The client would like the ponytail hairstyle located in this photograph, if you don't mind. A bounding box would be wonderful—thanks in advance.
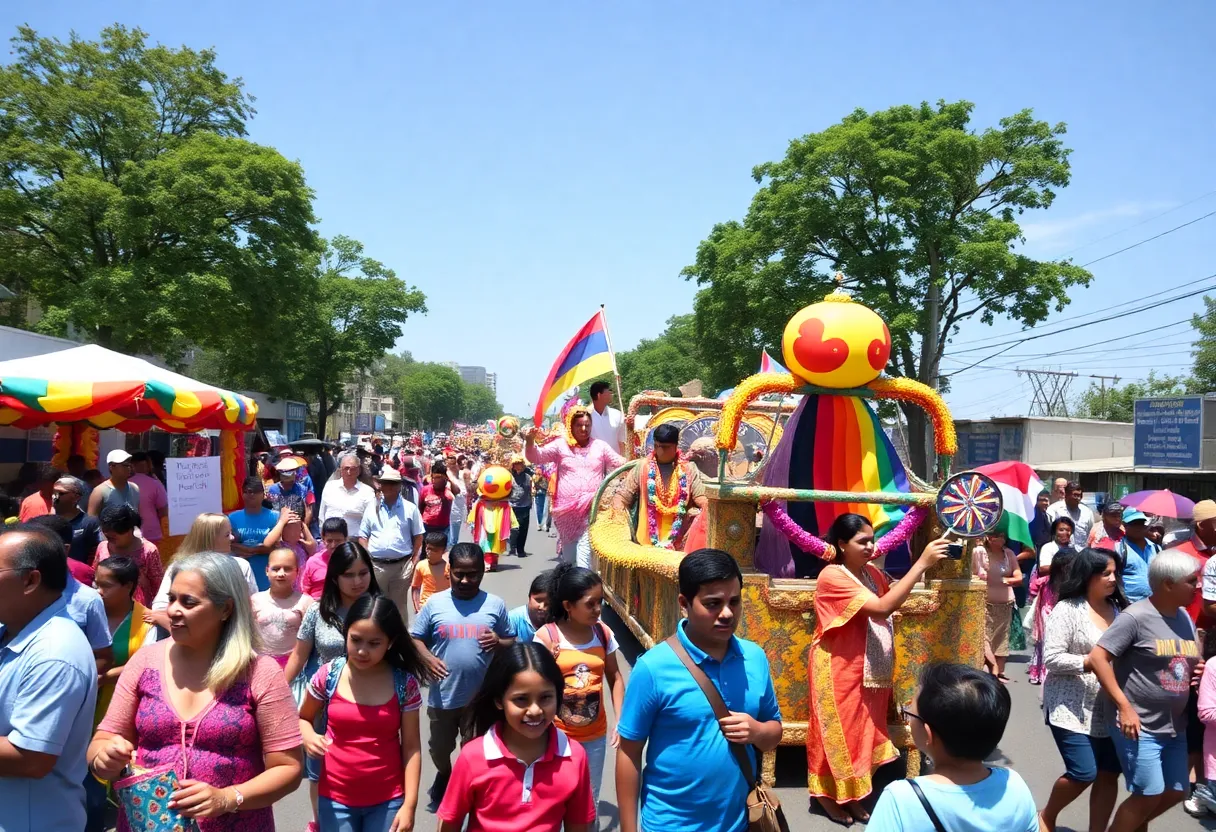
[545,562,602,623]
[320,541,381,629]
[463,642,565,738]
[343,594,434,682]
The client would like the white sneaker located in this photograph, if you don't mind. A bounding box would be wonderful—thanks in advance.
[1184,796,1208,817]
[1195,783,1216,814]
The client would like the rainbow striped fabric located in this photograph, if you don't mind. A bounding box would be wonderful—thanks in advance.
[533,311,615,425]
[759,349,791,375]
[792,394,910,536]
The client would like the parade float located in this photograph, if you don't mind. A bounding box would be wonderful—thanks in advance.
[588,285,998,784]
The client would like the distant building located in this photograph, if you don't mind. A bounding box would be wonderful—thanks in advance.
[445,363,496,394]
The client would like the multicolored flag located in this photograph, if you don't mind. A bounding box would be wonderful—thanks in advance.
[973,461,1045,550]
[533,311,616,426]
[760,349,791,375]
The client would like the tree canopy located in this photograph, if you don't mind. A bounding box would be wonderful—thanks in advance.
[1191,296,1216,395]
[683,100,1092,474]
[399,363,465,430]
[0,24,320,360]
[1073,373,1189,422]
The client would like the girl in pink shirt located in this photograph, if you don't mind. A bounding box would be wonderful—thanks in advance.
[1197,636,1216,805]
[298,595,430,832]
[437,643,596,832]
[300,518,349,600]
[251,548,313,669]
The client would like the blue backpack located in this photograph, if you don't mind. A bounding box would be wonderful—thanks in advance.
[315,657,413,735]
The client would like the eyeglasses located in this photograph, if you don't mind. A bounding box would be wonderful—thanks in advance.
[899,707,925,724]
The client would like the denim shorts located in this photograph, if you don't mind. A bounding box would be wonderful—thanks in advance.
[1109,729,1188,796]
[305,752,321,782]
[1049,724,1121,783]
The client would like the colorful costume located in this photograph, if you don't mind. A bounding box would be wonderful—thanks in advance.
[525,405,625,558]
[807,563,898,802]
[616,456,705,549]
[468,465,517,570]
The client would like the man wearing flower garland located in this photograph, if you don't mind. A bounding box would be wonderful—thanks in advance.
[613,423,708,550]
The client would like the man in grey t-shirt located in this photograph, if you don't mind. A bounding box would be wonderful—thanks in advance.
[409,544,514,812]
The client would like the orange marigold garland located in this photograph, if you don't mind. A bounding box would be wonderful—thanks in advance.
[867,377,957,456]
[716,373,798,449]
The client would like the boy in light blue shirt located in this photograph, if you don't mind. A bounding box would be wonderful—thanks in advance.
[507,569,551,643]
[868,663,1039,832]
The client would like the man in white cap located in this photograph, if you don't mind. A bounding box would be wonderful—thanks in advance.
[358,466,424,616]
[266,455,314,529]
[86,449,141,520]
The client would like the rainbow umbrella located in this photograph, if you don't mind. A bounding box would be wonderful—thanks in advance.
[1119,489,1195,520]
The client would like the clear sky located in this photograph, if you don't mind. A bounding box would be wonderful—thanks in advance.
[7,1,1215,420]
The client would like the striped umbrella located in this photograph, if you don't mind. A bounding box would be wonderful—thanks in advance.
[1119,489,1195,519]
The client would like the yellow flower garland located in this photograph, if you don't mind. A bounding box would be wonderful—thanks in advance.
[867,377,958,456]
[715,373,798,449]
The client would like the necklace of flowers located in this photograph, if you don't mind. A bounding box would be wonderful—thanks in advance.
[646,457,688,548]
[760,501,929,561]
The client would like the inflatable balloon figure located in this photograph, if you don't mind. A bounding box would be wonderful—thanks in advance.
[469,464,517,571]
[586,279,997,786]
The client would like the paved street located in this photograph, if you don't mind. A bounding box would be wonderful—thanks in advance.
[274,530,1200,831]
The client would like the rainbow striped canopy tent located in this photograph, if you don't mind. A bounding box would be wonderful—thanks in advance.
[0,345,258,511]
[0,345,257,432]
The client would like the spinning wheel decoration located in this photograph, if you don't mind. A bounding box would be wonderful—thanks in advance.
[935,471,1003,538]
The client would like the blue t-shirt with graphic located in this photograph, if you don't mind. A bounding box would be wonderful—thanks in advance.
[409,589,513,709]
[228,508,280,591]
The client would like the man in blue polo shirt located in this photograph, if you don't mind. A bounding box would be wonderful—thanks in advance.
[0,525,99,832]
[616,548,783,832]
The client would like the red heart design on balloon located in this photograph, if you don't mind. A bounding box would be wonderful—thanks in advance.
[868,322,891,370]
[792,317,849,375]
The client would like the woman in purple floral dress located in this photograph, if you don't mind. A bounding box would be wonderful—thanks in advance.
[89,553,303,831]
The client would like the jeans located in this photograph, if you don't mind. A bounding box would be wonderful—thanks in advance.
[449,512,464,548]
[84,772,108,832]
[318,795,404,832]
[510,506,531,553]
[1110,729,1188,796]
[582,734,608,808]
[535,492,549,527]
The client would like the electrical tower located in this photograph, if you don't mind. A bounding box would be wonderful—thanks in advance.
[1016,368,1121,417]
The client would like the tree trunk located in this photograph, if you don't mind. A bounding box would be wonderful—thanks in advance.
[902,404,930,480]
[316,390,330,440]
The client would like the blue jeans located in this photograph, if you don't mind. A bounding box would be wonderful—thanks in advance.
[583,734,608,808]
[318,795,404,832]
[535,492,549,527]
[448,514,463,548]
[84,772,108,832]
[1109,729,1188,796]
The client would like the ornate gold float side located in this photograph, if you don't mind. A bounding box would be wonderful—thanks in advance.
[589,284,988,787]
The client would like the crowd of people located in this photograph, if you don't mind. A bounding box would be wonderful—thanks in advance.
[3,423,1216,832]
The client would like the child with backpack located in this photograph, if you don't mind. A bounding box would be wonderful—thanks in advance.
[437,643,596,832]
[533,563,625,807]
[299,594,431,832]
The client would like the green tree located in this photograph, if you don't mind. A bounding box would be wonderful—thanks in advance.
[683,101,1092,475]
[460,381,502,424]
[1074,373,1189,422]
[400,363,465,430]
[1190,296,1216,394]
[0,25,320,359]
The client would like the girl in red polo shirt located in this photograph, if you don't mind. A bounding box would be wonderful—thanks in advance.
[437,643,596,832]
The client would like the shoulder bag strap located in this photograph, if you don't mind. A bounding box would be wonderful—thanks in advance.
[664,634,758,788]
[545,623,562,660]
[907,780,948,832]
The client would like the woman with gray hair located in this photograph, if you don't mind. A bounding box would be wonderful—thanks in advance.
[1088,549,1201,832]
[88,553,303,829]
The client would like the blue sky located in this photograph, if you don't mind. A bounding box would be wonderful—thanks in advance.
[7,1,1215,420]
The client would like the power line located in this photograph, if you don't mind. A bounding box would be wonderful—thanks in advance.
[1078,210,1216,267]
[1055,189,1216,258]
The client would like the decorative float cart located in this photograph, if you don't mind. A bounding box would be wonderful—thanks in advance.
[623,391,795,468]
[588,287,998,785]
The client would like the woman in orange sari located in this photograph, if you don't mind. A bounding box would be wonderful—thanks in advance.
[807,513,949,825]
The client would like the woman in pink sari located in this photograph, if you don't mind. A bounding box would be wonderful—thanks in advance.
[1028,516,1078,684]
[525,405,624,565]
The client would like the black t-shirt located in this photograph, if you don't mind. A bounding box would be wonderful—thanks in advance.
[67,511,102,564]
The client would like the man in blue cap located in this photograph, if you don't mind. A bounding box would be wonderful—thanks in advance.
[1118,507,1159,603]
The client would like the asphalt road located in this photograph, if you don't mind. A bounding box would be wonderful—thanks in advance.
[273,527,1201,832]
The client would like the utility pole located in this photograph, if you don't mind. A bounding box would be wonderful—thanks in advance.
[1016,369,1121,418]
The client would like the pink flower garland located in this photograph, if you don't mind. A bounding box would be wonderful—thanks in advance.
[761,502,929,560]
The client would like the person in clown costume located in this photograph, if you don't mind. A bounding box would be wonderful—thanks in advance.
[612,423,708,550]
[524,403,625,565]
[467,465,517,571]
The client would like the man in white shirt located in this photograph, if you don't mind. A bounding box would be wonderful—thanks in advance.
[588,380,627,456]
[1046,480,1095,549]
[318,450,377,531]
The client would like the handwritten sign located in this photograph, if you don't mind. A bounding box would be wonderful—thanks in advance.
[167,457,223,535]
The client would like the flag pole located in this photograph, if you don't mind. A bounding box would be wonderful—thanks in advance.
[599,304,626,409]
